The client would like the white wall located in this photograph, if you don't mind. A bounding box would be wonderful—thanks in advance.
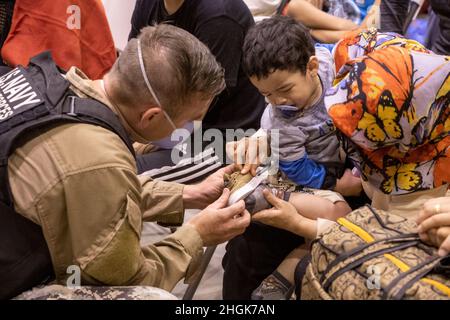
[101,0,136,50]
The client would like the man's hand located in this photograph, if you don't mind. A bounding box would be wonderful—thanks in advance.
[183,164,236,209]
[417,197,450,257]
[225,133,269,176]
[187,188,251,246]
[252,190,317,239]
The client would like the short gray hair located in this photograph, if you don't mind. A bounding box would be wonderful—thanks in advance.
[108,24,225,116]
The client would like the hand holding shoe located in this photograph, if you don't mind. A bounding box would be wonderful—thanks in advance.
[187,188,251,246]
[183,164,236,209]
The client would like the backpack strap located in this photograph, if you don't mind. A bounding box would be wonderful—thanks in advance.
[294,253,311,300]
[60,95,135,157]
[0,93,135,207]
[0,52,135,207]
[385,256,449,300]
[28,51,135,156]
[27,51,70,106]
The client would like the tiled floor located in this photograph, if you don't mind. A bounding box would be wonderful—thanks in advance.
[140,209,226,300]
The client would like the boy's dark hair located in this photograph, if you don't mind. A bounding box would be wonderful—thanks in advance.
[242,15,315,79]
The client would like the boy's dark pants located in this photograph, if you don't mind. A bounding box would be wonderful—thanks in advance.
[222,222,305,300]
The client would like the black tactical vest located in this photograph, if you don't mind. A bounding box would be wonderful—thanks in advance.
[0,52,134,299]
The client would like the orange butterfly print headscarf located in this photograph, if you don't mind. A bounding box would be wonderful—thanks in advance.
[326,29,450,195]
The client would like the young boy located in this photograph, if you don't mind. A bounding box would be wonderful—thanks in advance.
[237,15,361,204]
[225,15,360,299]
[240,25,450,299]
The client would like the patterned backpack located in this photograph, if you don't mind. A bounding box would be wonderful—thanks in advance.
[296,206,450,300]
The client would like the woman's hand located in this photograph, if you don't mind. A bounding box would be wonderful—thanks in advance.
[417,197,450,257]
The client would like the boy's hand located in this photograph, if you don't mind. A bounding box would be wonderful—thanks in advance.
[252,189,317,239]
[225,133,269,176]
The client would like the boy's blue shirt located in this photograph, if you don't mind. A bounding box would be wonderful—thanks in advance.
[279,155,326,189]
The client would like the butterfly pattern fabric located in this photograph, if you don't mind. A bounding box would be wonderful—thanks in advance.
[326,29,450,195]
[357,90,403,143]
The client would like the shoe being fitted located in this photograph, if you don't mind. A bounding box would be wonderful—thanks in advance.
[224,170,295,214]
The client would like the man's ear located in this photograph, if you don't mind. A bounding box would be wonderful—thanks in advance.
[307,56,319,76]
[138,107,161,130]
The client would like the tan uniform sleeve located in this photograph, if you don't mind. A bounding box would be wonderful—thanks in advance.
[10,122,202,291]
[139,175,186,226]
[62,168,203,291]
[138,224,204,289]
[39,164,202,291]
